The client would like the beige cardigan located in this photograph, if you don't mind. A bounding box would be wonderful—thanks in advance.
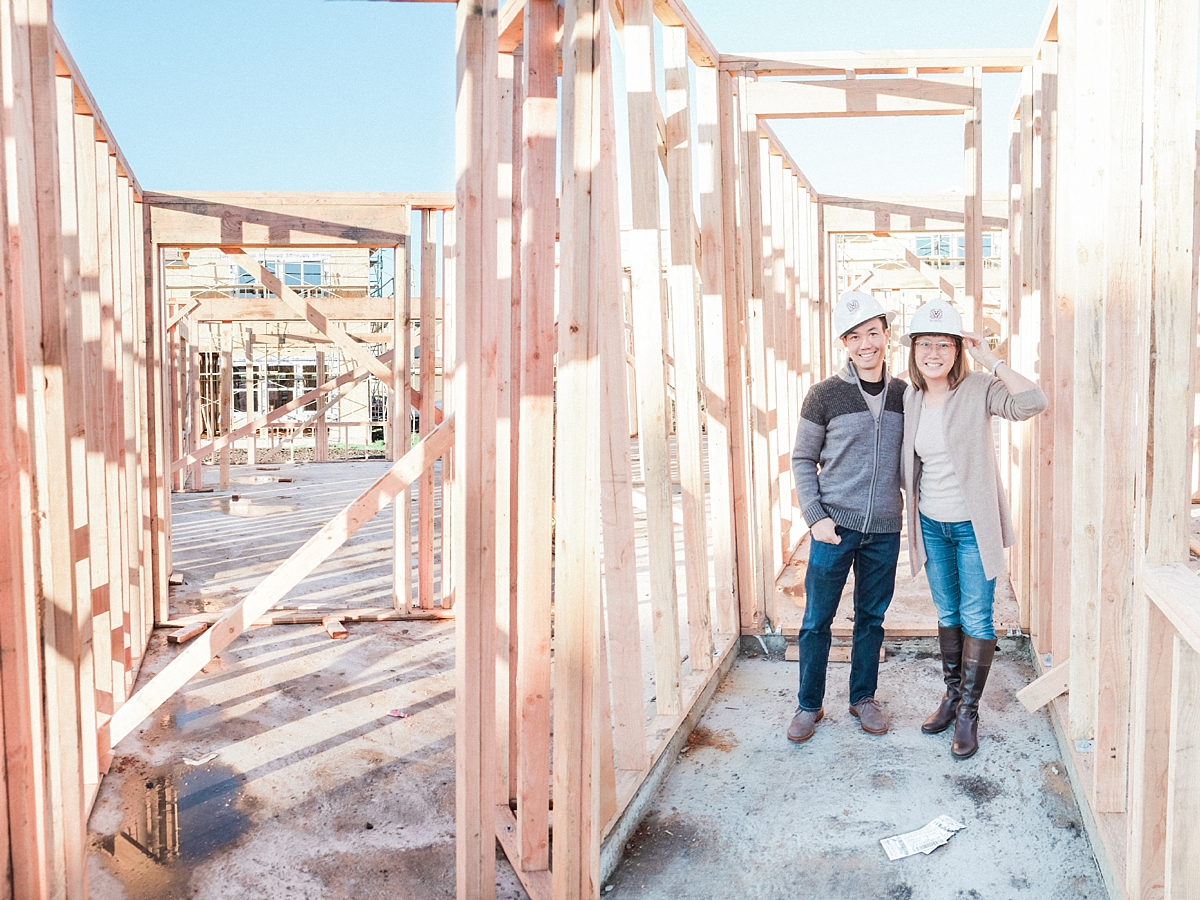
[902,372,1048,581]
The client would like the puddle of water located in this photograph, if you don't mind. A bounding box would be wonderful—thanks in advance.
[233,475,279,485]
[95,761,252,898]
[167,704,221,733]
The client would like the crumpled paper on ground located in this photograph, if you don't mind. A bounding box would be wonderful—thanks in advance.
[880,815,966,861]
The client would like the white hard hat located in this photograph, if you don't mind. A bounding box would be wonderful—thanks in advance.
[833,291,896,339]
[901,298,964,346]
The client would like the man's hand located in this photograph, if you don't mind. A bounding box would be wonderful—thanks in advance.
[811,517,841,545]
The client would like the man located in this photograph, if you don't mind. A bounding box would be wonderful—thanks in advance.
[788,291,905,742]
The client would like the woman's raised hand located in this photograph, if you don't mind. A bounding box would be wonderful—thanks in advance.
[962,331,996,368]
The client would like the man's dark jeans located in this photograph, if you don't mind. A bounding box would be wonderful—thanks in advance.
[797,526,900,710]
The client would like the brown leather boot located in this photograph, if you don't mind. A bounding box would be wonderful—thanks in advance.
[952,636,995,759]
[922,626,964,734]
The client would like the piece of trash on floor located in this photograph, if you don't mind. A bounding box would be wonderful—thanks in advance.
[387,709,409,718]
[183,751,219,766]
[880,815,966,861]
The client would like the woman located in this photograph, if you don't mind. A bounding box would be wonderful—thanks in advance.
[901,299,1047,759]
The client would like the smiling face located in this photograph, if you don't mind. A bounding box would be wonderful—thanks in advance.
[912,333,960,386]
[840,316,889,381]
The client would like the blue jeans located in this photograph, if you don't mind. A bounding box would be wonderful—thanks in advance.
[920,513,996,640]
[797,527,900,710]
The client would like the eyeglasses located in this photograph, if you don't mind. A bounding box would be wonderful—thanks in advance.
[914,339,955,353]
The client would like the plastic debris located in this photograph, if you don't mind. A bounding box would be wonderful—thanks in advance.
[387,709,409,718]
[183,752,218,766]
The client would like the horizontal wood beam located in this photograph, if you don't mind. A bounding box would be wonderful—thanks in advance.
[160,606,455,628]
[150,190,454,208]
[211,331,393,347]
[110,416,455,746]
[719,49,1032,76]
[147,191,451,246]
[820,192,1008,233]
[746,76,973,119]
[1143,563,1200,654]
[183,296,401,321]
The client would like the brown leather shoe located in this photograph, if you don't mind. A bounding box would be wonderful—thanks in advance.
[849,697,889,734]
[787,707,824,743]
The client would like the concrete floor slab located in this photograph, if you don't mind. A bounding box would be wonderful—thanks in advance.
[89,459,1107,899]
[87,619,527,900]
[605,640,1109,900]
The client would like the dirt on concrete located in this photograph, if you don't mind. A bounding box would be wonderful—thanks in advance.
[605,640,1109,900]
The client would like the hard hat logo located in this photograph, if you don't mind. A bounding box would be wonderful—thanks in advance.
[901,298,965,346]
[833,290,896,339]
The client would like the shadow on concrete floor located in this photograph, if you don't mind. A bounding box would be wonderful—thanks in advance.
[87,621,527,900]
[606,639,1108,900]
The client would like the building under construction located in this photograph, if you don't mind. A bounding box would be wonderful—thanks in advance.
[0,0,1197,898]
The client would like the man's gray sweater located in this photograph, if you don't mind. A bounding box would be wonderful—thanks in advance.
[792,362,906,534]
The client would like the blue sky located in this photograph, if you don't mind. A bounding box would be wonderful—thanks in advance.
[55,0,1052,200]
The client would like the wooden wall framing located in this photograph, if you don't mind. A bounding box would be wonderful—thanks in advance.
[442,0,822,893]
[466,1,1200,897]
[147,191,457,617]
[459,1,897,896]
[1002,3,1200,899]
[0,16,165,898]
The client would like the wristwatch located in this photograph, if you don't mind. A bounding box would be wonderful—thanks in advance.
[989,358,1003,375]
